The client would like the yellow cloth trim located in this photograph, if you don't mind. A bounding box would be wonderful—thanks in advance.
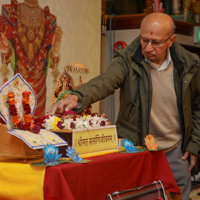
[63,146,143,160]
[0,161,46,200]
[80,148,122,158]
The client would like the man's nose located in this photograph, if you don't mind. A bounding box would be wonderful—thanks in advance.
[145,41,154,51]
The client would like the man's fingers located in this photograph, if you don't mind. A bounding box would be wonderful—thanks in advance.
[182,151,189,160]
[182,151,198,172]
[56,102,65,113]
[47,101,64,115]
[65,101,78,112]
[47,105,58,115]
[47,95,79,115]
[189,154,198,172]
[189,162,195,172]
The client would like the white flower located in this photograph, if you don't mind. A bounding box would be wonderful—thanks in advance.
[83,120,90,128]
[43,114,109,131]
[75,118,84,129]
[63,118,73,129]
[42,116,55,130]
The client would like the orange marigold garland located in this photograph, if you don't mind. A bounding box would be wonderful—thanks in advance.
[7,91,41,133]
[8,92,21,127]
[22,91,33,124]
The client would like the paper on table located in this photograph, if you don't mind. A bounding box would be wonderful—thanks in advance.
[8,129,68,149]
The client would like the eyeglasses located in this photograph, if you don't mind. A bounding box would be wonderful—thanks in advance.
[140,35,173,48]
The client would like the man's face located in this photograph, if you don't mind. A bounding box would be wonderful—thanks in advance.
[140,23,175,65]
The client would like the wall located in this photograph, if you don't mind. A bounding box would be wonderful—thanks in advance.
[0,0,101,113]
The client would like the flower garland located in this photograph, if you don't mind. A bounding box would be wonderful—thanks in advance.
[7,91,40,133]
[43,114,109,131]
[22,91,33,124]
[8,92,21,127]
[11,0,51,71]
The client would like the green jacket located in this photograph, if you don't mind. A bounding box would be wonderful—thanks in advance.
[71,38,200,156]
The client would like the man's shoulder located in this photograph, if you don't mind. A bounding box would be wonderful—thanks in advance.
[172,41,199,61]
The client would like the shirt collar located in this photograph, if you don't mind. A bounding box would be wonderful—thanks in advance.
[145,48,172,72]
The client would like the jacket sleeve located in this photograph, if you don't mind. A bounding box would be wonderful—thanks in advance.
[70,55,127,112]
[186,64,200,156]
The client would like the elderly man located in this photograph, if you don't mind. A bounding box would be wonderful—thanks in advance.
[48,12,200,200]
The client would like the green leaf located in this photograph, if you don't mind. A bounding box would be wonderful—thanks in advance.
[66,159,91,164]
[120,147,162,153]
[31,159,68,166]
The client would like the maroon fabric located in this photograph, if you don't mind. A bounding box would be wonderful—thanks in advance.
[44,150,180,200]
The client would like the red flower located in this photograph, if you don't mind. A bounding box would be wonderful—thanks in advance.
[23,106,31,114]
[33,115,49,128]
[9,111,17,116]
[57,121,64,129]
[70,122,75,129]
[18,122,24,130]
[100,121,106,126]
[88,119,93,126]
[22,91,31,96]
[31,124,41,134]
[23,122,31,130]
[73,116,77,121]
[8,92,15,97]
[8,100,17,106]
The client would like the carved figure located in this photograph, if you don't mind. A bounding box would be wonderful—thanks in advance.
[0,0,62,118]
[183,0,200,23]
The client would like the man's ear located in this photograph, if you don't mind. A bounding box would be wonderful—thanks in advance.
[168,35,176,47]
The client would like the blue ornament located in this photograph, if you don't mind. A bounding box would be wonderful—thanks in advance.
[123,139,137,153]
[43,144,62,165]
[66,146,83,162]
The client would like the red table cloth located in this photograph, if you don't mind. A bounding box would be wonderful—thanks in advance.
[44,150,179,200]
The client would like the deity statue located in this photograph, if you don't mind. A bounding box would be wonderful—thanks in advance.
[0,0,62,118]
[183,0,200,23]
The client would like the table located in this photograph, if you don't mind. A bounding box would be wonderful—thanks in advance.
[43,150,180,200]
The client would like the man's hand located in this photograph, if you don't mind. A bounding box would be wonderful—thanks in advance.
[182,151,198,172]
[47,95,79,115]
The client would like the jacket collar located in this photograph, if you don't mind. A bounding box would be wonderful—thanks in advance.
[169,46,184,70]
[131,42,184,70]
